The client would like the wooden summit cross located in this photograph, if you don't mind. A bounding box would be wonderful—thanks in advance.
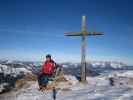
[65,16,103,83]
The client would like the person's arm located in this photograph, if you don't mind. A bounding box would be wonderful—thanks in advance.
[51,60,57,69]
[40,63,45,75]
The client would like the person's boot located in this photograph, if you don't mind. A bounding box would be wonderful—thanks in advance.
[42,84,47,90]
[38,85,43,91]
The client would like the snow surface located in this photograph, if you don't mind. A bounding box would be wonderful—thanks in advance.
[0,83,8,93]
[1,73,133,100]
[116,71,133,78]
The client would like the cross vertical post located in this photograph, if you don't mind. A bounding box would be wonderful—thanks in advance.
[81,16,87,82]
[81,35,87,82]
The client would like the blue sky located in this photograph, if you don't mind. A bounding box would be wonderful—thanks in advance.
[0,0,133,65]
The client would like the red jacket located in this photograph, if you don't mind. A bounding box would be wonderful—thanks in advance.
[42,60,56,75]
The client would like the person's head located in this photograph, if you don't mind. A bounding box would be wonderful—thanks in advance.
[46,54,51,61]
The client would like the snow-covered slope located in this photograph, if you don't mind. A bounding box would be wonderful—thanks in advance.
[0,60,133,100]
[1,73,133,100]
[0,63,31,93]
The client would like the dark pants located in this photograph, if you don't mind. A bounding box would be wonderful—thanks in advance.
[38,74,52,87]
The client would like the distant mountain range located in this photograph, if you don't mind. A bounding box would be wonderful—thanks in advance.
[61,61,133,70]
[0,60,133,71]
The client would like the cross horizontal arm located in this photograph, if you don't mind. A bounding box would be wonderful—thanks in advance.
[65,32,82,36]
[65,32,103,36]
[89,32,104,36]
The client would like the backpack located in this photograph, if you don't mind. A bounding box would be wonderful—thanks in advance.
[42,61,55,75]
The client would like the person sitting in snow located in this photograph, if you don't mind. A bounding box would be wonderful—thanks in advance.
[38,54,56,90]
